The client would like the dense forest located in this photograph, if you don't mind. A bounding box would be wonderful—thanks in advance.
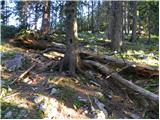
[1,0,159,119]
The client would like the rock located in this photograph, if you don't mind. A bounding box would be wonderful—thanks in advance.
[143,55,148,59]
[96,111,106,119]
[149,53,154,57]
[38,102,46,112]
[0,52,4,58]
[130,114,141,119]
[78,96,88,102]
[0,79,5,86]
[47,107,58,119]
[93,97,108,118]
[137,54,144,59]
[4,111,12,118]
[107,90,113,100]
[17,110,28,118]
[2,54,25,71]
[33,96,44,104]
[50,88,58,95]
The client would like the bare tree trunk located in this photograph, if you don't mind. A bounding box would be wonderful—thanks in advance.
[59,1,80,76]
[106,1,112,40]
[95,1,100,33]
[91,0,94,33]
[127,2,130,34]
[34,2,38,30]
[131,1,137,42]
[110,1,123,51]
[21,0,28,28]
[147,7,151,43]
[41,1,51,35]
[124,2,127,35]
[88,2,90,30]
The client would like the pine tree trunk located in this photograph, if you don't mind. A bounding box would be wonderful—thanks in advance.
[147,7,151,43]
[59,1,80,76]
[41,1,51,35]
[88,2,90,30]
[34,2,38,30]
[91,1,94,33]
[106,1,112,40]
[95,1,100,33]
[131,1,137,43]
[127,2,130,34]
[110,1,123,50]
[21,1,28,28]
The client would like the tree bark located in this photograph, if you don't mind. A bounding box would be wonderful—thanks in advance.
[91,0,94,33]
[147,5,151,43]
[21,0,28,27]
[41,1,51,35]
[110,1,123,50]
[88,2,90,30]
[106,1,112,40]
[131,1,137,43]
[59,1,80,76]
[127,2,130,34]
[95,1,100,33]
[34,2,38,30]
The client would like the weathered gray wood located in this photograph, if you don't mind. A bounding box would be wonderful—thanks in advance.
[10,63,36,84]
[80,49,159,72]
[83,60,159,103]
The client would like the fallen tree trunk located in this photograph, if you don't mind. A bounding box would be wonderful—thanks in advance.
[83,60,159,103]
[42,44,158,75]
[80,49,158,71]
[10,39,158,76]
[9,38,66,52]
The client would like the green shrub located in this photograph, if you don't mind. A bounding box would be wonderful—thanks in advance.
[1,25,18,38]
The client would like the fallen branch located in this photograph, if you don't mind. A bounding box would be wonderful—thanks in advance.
[10,63,36,84]
[83,60,159,103]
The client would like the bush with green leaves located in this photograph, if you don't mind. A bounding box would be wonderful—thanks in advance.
[1,25,19,38]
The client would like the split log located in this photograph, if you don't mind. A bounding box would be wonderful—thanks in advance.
[83,60,159,103]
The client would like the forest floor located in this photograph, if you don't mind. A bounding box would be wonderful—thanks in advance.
[0,32,159,119]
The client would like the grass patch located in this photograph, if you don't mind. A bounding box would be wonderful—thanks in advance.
[54,85,76,102]
[1,101,29,119]
[73,99,86,109]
